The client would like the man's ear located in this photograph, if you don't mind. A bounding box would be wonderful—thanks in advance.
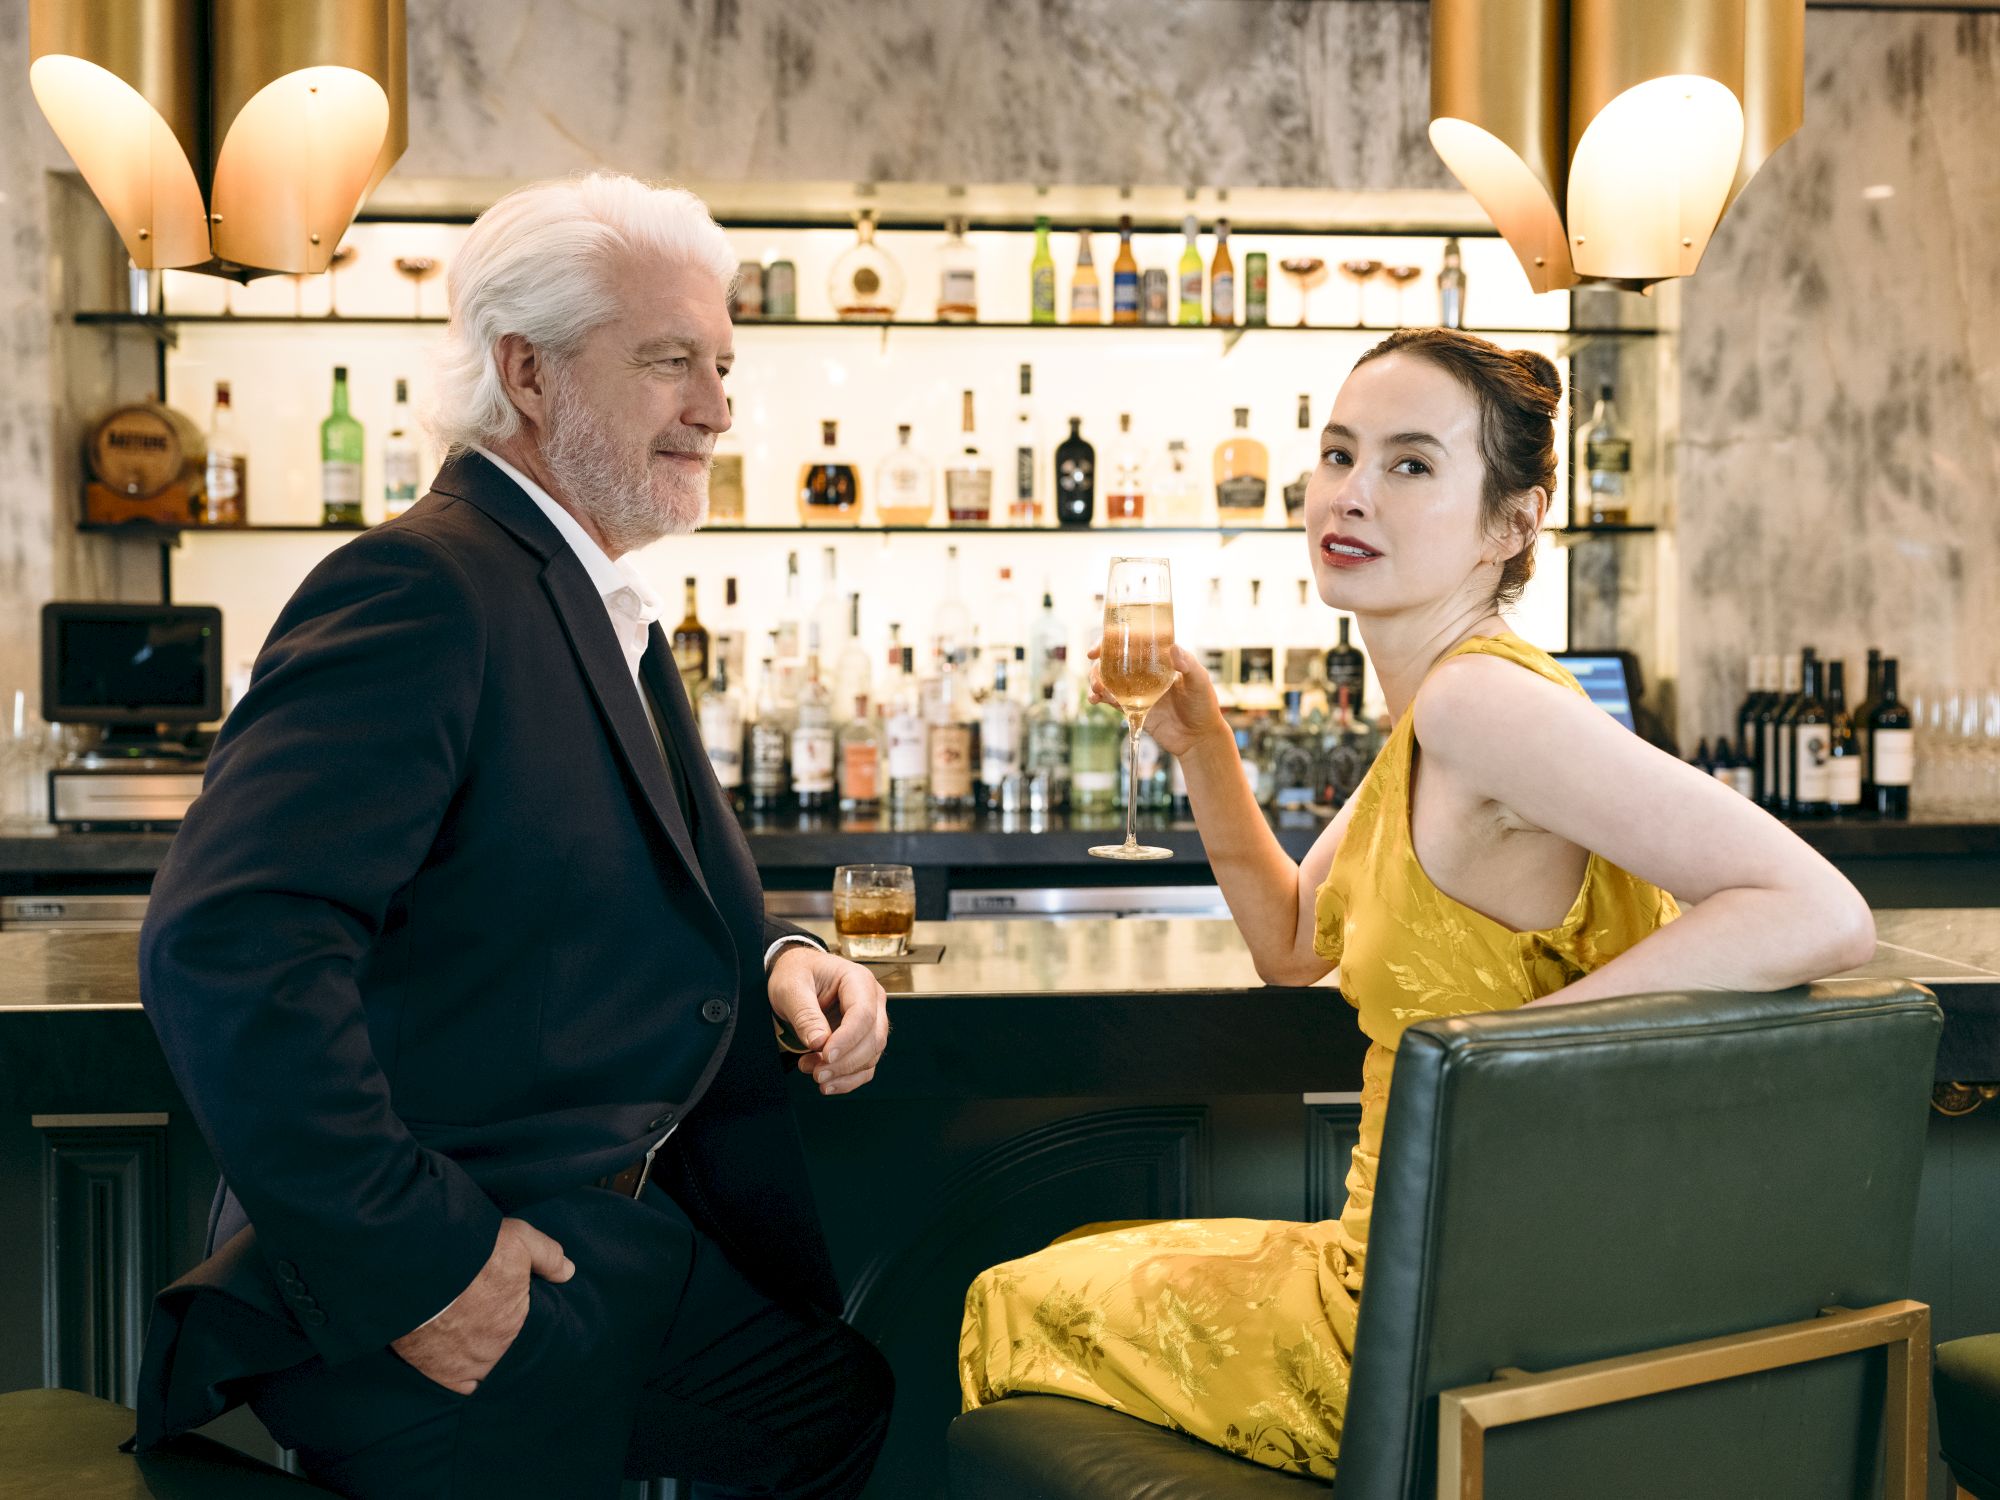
[494,333,547,434]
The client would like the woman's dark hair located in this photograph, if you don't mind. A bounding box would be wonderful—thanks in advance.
[1352,327,1561,609]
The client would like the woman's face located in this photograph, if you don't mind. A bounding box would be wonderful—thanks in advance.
[1303,353,1508,617]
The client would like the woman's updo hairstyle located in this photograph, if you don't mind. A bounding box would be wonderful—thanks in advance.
[1352,328,1561,609]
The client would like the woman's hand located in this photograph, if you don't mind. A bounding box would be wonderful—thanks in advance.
[1087,642,1229,757]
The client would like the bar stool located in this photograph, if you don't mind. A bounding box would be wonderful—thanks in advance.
[0,1387,331,1497]
[1937,1334,2000,1500]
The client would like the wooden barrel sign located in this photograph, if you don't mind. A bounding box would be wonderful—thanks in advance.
[88,404,197,497]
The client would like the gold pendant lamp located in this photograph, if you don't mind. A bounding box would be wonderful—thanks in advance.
[1429,0,1803,292]
[29,0,407,283]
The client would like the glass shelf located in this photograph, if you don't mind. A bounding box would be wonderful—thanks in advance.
[73,311,1660,339]
[82,520,1658,539]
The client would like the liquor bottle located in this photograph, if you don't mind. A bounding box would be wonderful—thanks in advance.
[1790,651,1831,818]
[944,390,993,525]
[837,689,883,812]
[1691,738,1713,776]
[1010,363,1040,525]
[809,546,845,668]
[938,215,978,323]
[830,209,903,320]
[1201,578,1237,707]
[1582,385,1632,526]
[763,259,797,320]
[203,380,246,525]
[1734,657,1769,801]
[1105,413,1146,526]
[876,423,935,526]
[697,652,745,807]
[320,365,364,526]
[1868,657,1912,819]
[886,647,929,812]
[1824,661,1863,816]
[1070,681,1123,812]
[1111,215,1141,325]
[1282,580,1322,692]
[1712,736,1753,798]
[791,635,837,814]
[1270,691,1320,810]
[671,576,709,688]
[1281,392,1315,523]
[1070,229,1101,325]
[981,655,1025,809]
[1236,579,1279,711]
[1129,725,1169,812]
[1024,673,1069,804]
[1760,652,1801,812]
[383,378,421,520]
[798,420,861,526]
[989,567,1027,667]
[717,575,747,684]
[926,651,975,813]
[774,551,803,672]
[1323,615,1367,720]
[1210,218,1236,327]
[1854,647,1883,799]
[834,591,873,721]
[1245,251,1269,327]
[1029,590,1066,701]
[931,545,974,666]
[1156,438,1202,524]
[1176,215,1204,326]
[1055,417,1096,526]
[1214,407,1269,523]
[749,649,792,813]
[1438,236,1466,329]
[708,396,746,525]
[1030,216,1057,325]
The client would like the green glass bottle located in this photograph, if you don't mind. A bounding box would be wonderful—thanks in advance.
[320,365,365,526]
[1069,683,1123,812]
[1029,216,1056,325]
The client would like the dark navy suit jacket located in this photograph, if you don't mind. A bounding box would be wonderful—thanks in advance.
[134,450,833,1444]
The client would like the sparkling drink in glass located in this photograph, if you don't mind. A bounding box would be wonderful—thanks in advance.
[833,863,917,958]
[1090,558,1176,861]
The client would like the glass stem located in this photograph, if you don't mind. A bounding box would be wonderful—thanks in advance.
[1126,719,1142,848]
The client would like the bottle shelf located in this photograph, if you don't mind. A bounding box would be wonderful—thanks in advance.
[82,520,1658,539]
[73,311,1661,339]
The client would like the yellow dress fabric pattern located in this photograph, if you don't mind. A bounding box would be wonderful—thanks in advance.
[958,632,1679,1480]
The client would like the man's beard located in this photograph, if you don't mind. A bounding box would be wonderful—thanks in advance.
[541,365,711,554]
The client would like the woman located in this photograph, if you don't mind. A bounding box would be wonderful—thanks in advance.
[957,328,1876,1480]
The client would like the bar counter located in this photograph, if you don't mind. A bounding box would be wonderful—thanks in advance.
[4,916,1997,1496]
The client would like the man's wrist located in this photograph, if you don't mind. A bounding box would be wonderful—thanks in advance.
[764,933,823,975]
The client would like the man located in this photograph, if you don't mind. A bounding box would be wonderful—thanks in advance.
[134,173,893,1498]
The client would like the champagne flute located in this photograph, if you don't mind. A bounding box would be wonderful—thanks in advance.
[1089,557,1176,862]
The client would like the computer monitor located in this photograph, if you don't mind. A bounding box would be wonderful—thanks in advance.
[1553,651,1639,732]
[41,603,223,729]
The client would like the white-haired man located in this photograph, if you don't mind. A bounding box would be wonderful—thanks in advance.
[132,174,893,1497]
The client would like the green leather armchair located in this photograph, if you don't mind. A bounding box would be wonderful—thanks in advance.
[949,981,1942,1499]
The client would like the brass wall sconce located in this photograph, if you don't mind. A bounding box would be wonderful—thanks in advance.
[1429,0,1804,293]
[29,0,407,283]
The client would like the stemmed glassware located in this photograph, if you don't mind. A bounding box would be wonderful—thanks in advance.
[1279,257,1326,329]
[324,242,357,318]
[1385,264,1422,325]
[1339,259,1382,326]
[394,255,441,318]
[1088,558,1176,862]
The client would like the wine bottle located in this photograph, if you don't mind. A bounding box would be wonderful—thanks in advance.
[1790,652,1831,819]
[1824,661,1863,816]
[1854,646,1883,801]
[671,576,709,687]
[1755,654,1795,811]
[1868,657,1912,819]
[320,365,364,526]
[1029,216,1056,325]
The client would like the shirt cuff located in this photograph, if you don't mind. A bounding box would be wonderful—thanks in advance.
[763,933,824,974]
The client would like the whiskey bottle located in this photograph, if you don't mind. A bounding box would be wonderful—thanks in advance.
[203,380,246,525]
[708,396,746,526]
[671,576,710,688]
[1105,413,1146,526]
[791,635,837,814]
[1582,385,1632,526]
[749,650,792,813]
[876,423,934,527]
[1323,615,1366,720]
[798,420,861,526]
[944,390,993,525]
[1281,391,1314,523]
[830,209,903,320]
[837,690,883,812]
[938,214,978,323]
[1213,407,1268,523]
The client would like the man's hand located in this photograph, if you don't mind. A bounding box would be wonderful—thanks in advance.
[389,1217,574,1394]
[769,945,890,1096]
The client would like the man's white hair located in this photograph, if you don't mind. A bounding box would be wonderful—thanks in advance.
[428,172,737,453]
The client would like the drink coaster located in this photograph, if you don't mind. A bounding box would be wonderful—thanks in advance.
[849,943,946,966]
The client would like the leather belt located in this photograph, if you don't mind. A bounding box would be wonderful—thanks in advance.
[595,1135,666,1200]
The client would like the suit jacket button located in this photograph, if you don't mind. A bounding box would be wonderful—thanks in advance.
[700,998,730,1024]
[647,1115,671,1131]
[301,1309,328,1326]
[276,1260,299,1278]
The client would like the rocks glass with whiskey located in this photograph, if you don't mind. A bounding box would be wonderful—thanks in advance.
[1089,558,1176,861]
[833,863,917,959]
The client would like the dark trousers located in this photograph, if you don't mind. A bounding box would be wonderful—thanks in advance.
[247,1184,892,1498]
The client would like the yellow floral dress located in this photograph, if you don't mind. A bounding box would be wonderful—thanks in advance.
[958,633,1680,1479]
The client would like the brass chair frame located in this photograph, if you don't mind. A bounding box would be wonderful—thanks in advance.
[1437,1299,1931,1500]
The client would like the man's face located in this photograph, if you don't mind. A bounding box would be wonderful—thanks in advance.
[539,249,735,554]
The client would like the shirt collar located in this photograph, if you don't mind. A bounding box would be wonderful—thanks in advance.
[472,444,662,624]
